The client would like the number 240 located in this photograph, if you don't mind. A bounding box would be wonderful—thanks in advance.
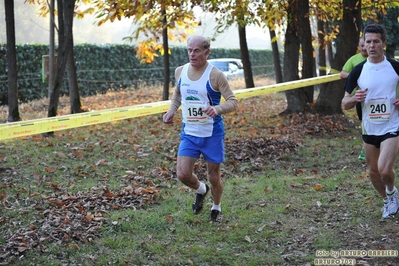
[370,104,387,113]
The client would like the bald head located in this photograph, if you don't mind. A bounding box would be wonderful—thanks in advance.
[188,36,211,50]
[186,36,211,69]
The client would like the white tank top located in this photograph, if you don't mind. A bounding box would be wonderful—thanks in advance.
[179,63,215,137]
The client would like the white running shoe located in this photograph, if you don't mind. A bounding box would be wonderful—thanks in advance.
[382,202,390,219]
[387,190,399,216]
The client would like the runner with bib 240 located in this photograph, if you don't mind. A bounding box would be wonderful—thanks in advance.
[342,24,399,219]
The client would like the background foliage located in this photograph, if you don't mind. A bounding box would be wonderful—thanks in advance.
[0,44,275,104]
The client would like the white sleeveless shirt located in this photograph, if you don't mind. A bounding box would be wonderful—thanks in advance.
[179,63,215,137]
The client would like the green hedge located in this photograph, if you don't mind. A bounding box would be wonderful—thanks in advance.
[0,44,275,104]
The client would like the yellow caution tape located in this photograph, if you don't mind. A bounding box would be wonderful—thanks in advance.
[0,74,340,141]
[319,66,341,74]
[234,74,340,98]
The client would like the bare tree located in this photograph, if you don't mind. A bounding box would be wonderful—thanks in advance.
[66,34,83,114]
[4,0,21,122]
[161,4,170,100]
[297,0,314,103]
[317,20,327,77]
[282,0,305,114]
[47,0,76,120]
[269,28,283,83]
[282,0,315,114]
[238,25,255,88]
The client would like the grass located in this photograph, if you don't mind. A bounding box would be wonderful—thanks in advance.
[1,78,399,265]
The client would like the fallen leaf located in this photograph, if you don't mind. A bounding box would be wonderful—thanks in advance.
[48,199,66,206]
[165,216,174,223]
[314,184,323,191]
[70,243,80,250]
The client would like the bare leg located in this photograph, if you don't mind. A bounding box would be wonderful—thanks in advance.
[177,156,200,189]
[365,142,386,198]
[207,162,222,205]
[378,137,399,191]
[365,137,399,198]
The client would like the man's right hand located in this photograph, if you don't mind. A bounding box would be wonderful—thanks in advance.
[354,88,368,102]
[163,112,174,124]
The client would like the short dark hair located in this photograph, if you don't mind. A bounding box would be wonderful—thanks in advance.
[202,39,211,50]
[364,24,387,42]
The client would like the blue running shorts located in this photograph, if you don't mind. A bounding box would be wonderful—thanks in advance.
[178,133,225,164]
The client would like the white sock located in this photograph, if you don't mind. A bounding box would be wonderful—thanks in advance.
[387,187,397,195]
[212,204,221,212]
[196,182,206,195]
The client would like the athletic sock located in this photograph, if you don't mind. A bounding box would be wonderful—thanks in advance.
[211,204,221,212]
[196,182,207,195]
[386,187,397,196]
[384,198,389,204]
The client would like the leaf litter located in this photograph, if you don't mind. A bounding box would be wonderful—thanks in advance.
[0,180,159,264]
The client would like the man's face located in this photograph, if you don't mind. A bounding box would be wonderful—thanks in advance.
[187,40,209,68]
[364,32,386,62]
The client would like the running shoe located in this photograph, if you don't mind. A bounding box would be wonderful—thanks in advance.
[210,210,222,223]
[382,202,390,219]
[192,184,209,214]
[387,190,399,216]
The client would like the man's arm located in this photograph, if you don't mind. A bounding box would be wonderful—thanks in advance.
[168,67,183,112]
[342,91,357,110]
[340,70,349,79]
[342,62,367,109]
[342,88,368,111]
[163,67,183,124]
[210,69,238,115]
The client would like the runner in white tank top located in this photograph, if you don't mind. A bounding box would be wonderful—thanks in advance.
[163,36,238,223]
[179,63,216,137]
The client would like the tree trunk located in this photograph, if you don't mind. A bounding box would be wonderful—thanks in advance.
[269,28,283,83]
[317,19,327,92]
[238,25,255,89]
[317,20,326,77]
[66,35,83,114]
[326,22,334,67]
[314,0,362,115]
[49,0,55,99]
[298,0,314,103]
[161,6,170,101]
[62,0,82,114]
[282,0,307,114]
[4,0,20,122]
[47,0,75,120]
